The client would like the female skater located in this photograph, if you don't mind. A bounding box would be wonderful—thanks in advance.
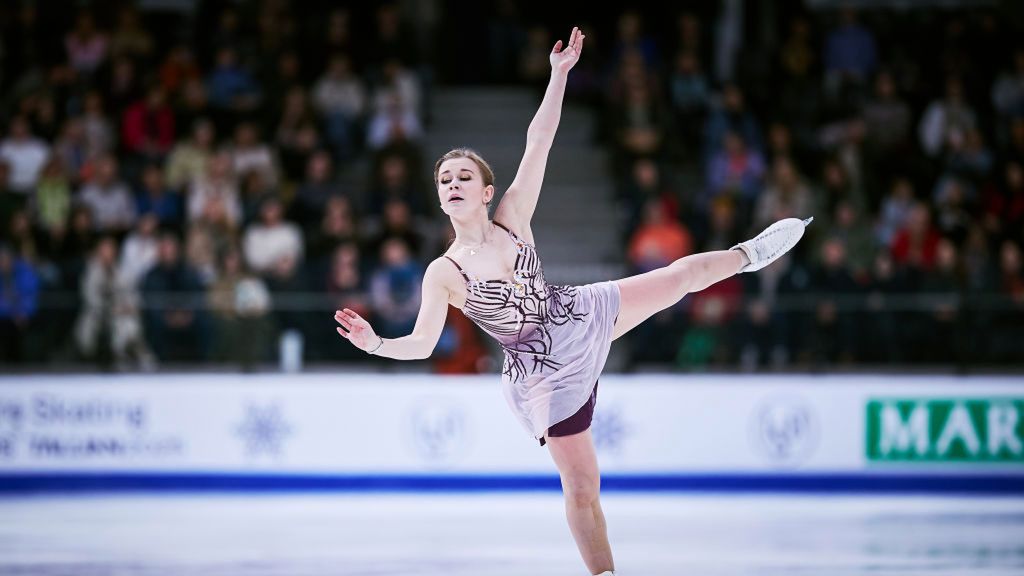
[334,27,812,576]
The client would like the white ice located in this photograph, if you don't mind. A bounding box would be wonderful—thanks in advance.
[1,493,1023,575]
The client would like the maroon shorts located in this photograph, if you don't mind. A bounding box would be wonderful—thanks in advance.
[538,379,599,447]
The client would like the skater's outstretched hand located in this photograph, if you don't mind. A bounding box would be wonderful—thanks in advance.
[550,26,585,74]
[334,308,379,352]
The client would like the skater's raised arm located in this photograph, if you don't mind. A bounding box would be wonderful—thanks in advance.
[498,27,585,225]
[333,259,451,360]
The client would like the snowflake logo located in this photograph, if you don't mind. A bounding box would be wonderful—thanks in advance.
[235,402,293,457]
[591,406,627,454]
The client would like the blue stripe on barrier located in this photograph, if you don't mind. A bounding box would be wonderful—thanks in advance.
[1,473,1022,494]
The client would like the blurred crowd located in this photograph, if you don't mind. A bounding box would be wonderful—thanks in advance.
[580,5,1024,369]
[0,0,490,372]
[0,1,1021,371]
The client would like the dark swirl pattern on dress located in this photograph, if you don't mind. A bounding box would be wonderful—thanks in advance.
[443,220,590,383]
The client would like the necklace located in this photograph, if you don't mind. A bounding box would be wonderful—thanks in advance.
[458,224,493,256]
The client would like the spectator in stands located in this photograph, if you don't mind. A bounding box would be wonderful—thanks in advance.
[121,85,176,163]
[704,83,762,159]
[141,232,207,361]
[991,48,1024,120]
[314,53,367,162]
[668,49,709,156]
[610,10,660,71]
[627,198,694,274]
[53,117,90,184]
[981,160,1024,243]
[823,199,877,283]
[0,115,49,195]
[932,177,973,245]
[367,91,423,151]
[30,156,71,236]
[64,11,108,76]
[919,238,963,363]
[677,268,742,368]
[136,163,181,228]
[165,118,215,192]
[753,157,812,232]
[307,194,361,275]
[616,159,680,238]
[77,155,136,234]
[808,237,860,364]
[207,245,272,368]
[81,92,116,160]
[705,131,766,222]
[919,76,978,158]
[74,236,155,371]
[991,240,1024,361]
[186,194,237,286]
[322,242,371,361]
[0,162,24,233]
[823,7,877,94]
[862,70,912,188]
[0,243,39,363]
[292,150,340,229]
[890,201,942,275]
[369,4,418,78]
[173,77,211,131]
[205,47,260,117]
[231,122,279,188]
[6,210,38,265]
[875,176,915,247]
[610,78,669,172]
[243,196,304,277]
[103,55,144,114]
[365,198,424,264]
[159,43,201,97]
[188,151,241,227]
[367,153,427,218]
[119,213,160,289]
[275,86,322,180]
[368,237,422,338]
[109,5,154,61]
[861,251,907,363]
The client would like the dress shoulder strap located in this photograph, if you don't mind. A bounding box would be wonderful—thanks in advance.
[442,255,468,277]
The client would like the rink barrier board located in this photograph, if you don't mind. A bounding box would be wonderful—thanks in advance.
[0,374,1022,493]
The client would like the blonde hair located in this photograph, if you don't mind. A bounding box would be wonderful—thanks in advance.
[433,148,495,189]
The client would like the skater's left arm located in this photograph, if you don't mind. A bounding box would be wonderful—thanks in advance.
[500,27,585,225]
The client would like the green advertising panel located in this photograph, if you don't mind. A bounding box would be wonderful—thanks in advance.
[866,399,1024,463]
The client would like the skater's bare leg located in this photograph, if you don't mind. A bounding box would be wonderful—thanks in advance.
[545,428,614,574]
[611,249,746,341]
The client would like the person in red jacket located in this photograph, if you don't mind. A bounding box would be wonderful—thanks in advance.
[121,84,175,161]
[890,201,941,271]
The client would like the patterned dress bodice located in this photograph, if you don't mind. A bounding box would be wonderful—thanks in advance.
[443,220,586,382]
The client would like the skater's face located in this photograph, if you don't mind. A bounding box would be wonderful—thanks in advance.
[437,157,493,216]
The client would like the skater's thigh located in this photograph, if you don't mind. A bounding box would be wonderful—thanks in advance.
[611,262,689,342]
[545,428,600,494]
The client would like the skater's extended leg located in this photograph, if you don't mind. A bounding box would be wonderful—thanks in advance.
[546,428,614,575]
[611,217,812,341]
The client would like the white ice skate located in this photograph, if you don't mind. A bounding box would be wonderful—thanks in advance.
[731,216,814,273]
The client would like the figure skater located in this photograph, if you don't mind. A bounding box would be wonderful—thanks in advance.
[334,26,812,576]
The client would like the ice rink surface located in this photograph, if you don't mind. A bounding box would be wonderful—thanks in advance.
[1,493,1022,575]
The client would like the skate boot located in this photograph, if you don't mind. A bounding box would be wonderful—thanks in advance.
[731,217,814,273]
